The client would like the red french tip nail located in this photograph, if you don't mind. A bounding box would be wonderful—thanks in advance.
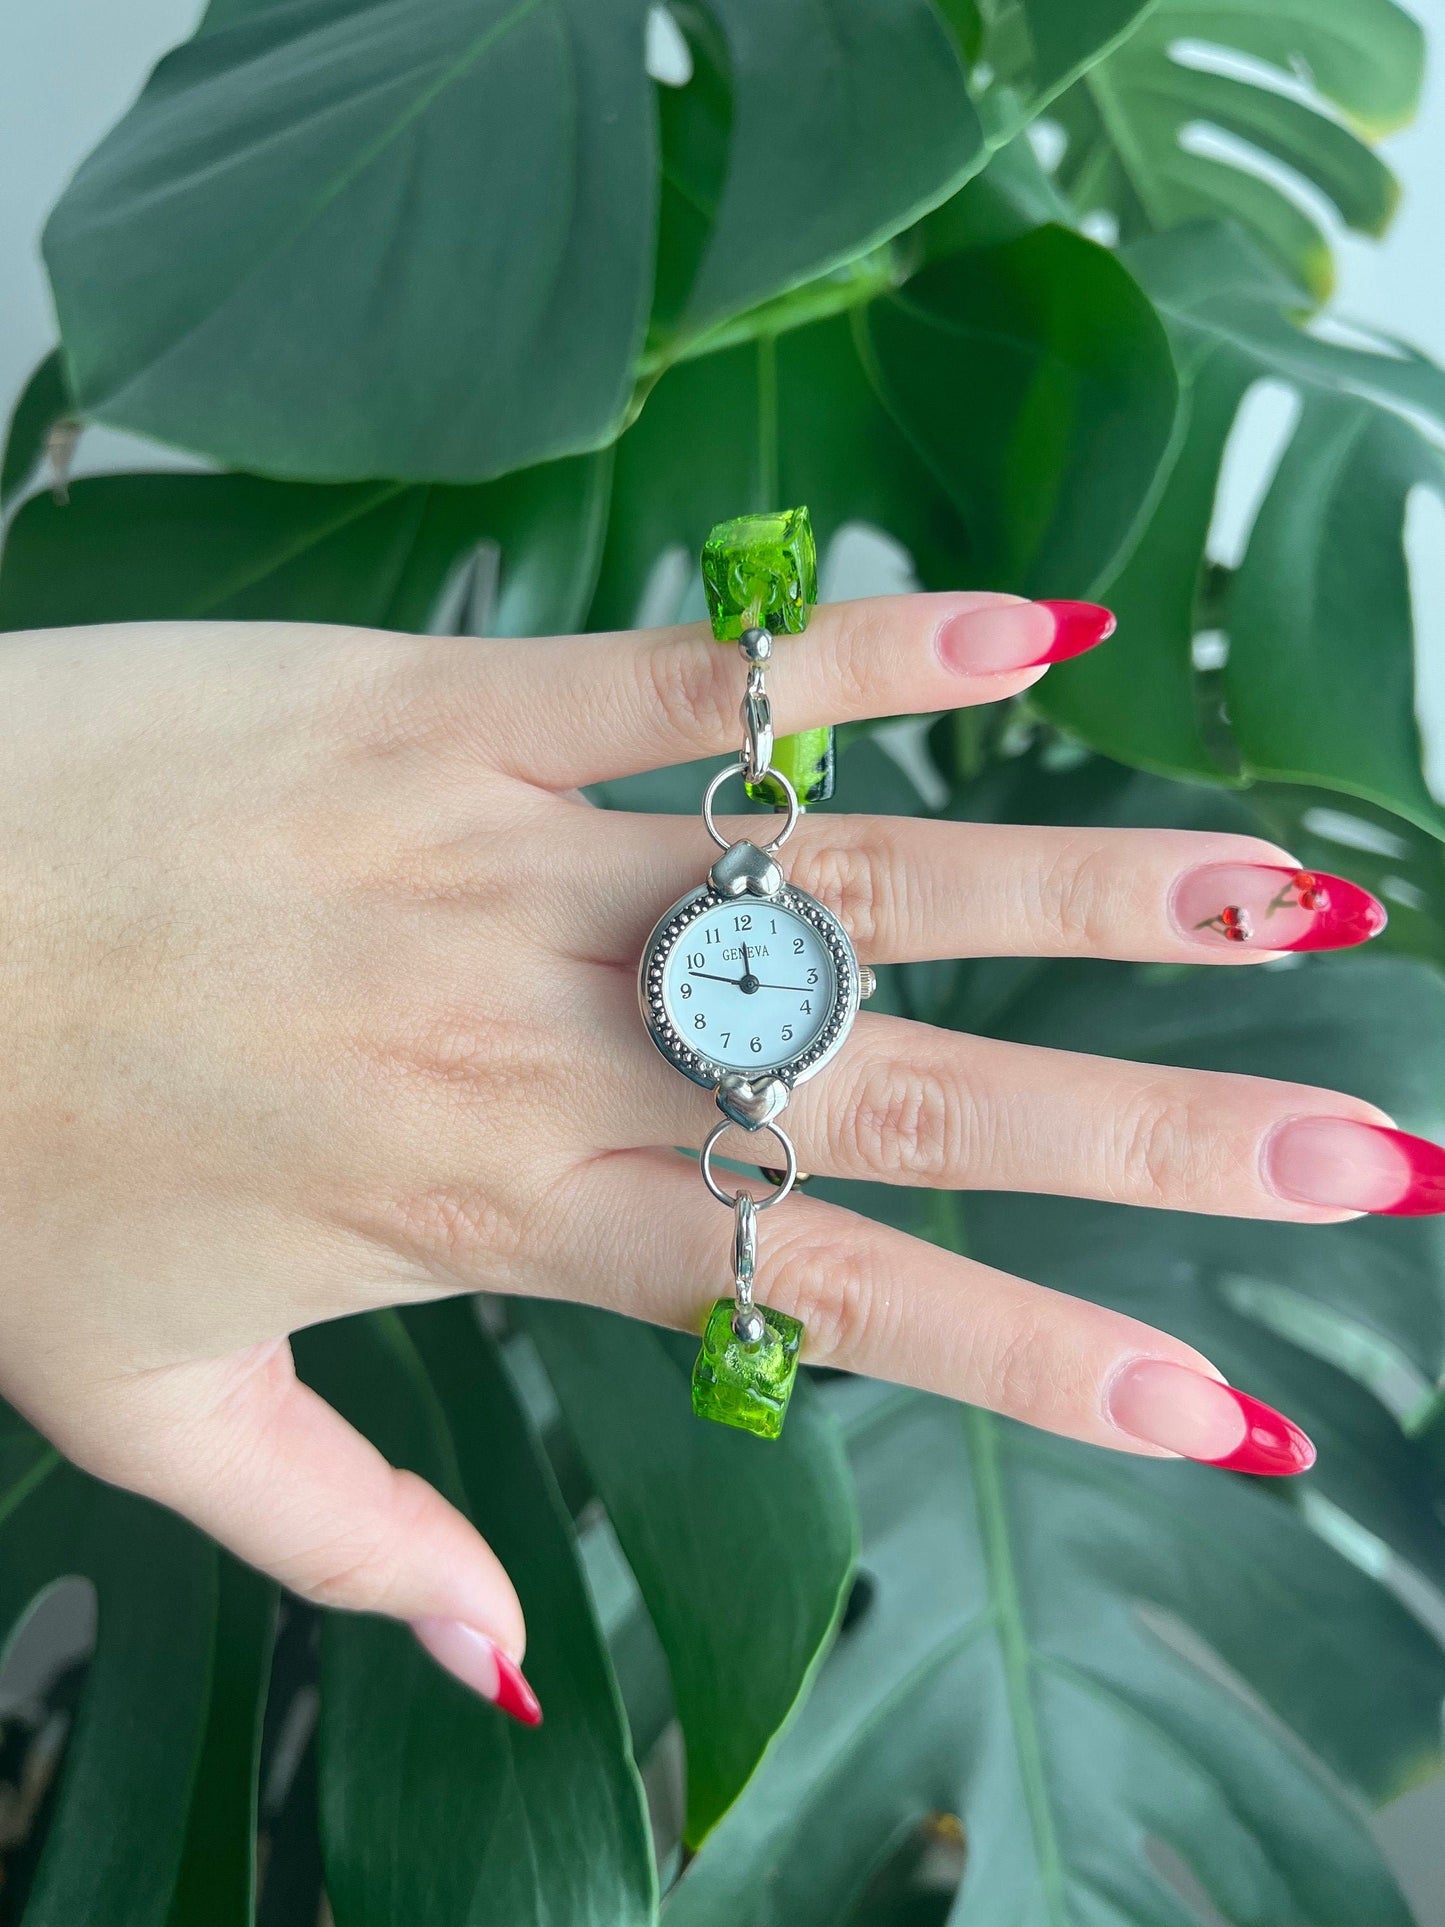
[1035,599,1117,663]
[493,1650,544,1727]
[1202,1388,1316,1476]
[1371,1126,1445,1215]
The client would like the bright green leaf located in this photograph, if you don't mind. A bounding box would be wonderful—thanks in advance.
[1041,222,1445,836]
[1054,0,1423,299]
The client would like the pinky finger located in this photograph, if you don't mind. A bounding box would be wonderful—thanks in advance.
[549,1151,1315,1477]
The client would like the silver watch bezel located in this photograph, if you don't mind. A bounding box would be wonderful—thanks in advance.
[638,879,860,1092]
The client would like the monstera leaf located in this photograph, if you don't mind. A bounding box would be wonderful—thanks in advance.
[1037,221,1445,839]
[592,223,1176,633]
[1052,0,1424,299]
[659,752,1445,1925]
[41,0,984,482]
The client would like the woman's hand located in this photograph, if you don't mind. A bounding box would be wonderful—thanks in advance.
[0,600,1426,1719]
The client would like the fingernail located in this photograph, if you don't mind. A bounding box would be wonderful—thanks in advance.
[936,599,1115,675]
[410,1618,543,1726]
[1171,864,1385,953]
[1107,1359,1315,1475]
[1263,1117,1445,1215]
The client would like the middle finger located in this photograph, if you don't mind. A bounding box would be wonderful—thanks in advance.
[580,969,1406,1226]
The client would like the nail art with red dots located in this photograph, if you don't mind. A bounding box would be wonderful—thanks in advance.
[1172,865,1386,954]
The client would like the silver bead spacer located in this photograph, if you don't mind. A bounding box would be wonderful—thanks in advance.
[738,626,773,664]
[731,1304,768,1347]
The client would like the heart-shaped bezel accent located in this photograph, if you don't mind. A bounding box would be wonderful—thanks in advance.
[709,839,783,899]
[715,1072,789,1130]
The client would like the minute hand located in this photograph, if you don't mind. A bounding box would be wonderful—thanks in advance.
[750,980,816,993]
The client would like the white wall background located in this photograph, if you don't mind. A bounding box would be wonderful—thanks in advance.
[2,2,1444,1919]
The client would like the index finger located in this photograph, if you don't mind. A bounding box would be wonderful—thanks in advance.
[464,593,1114,789]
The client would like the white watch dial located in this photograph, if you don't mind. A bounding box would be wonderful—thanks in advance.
[661,897,837,1072]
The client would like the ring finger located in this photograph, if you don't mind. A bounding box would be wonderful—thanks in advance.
[534,1148,1316,1475]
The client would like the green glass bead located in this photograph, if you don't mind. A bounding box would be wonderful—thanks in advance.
[692,1298,803,1440]
[701,506,818,642]
[753,723,836,809]
[701,507,835,805]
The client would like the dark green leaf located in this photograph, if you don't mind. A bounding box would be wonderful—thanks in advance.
[526,1301,857,1844]
[961,0,1156,133]
[167,1558,278,1927]
[0,459,609,638]
[861,225,1178,596]
[671,0,982,340]
[298,1308,656,1927]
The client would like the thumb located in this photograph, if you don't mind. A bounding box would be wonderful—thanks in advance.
[75,1339,541,1725]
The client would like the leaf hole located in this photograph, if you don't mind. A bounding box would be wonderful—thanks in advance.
[1207,376,1301,570]
[645,6,693,86]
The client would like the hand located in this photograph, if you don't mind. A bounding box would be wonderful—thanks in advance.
[0,599,1424,1720]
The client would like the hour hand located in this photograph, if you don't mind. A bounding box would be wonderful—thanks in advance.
[688,970,746,986]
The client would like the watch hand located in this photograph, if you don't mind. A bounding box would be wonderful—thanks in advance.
[750,980,816,993]
[688,970,749,987]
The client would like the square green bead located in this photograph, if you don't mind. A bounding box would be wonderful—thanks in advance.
[692,1298,803,1440]
[701,507,818,641]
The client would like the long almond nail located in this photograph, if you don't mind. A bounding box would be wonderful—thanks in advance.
[1171,864,1385,953]
[936,599,1115,675]
[410,1618,543,1726]
[1263,1117,1445,1215]
[1107,1359,1315,1475]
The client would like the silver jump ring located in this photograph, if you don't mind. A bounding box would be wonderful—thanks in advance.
[701,760,800,854]
[701,1118,797,1208]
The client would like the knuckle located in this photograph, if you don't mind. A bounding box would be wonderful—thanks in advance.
[1115,1084,1216,1207]
[845,1059,970,1179]
[975,1310,1054,1418]
[1037,840,1121,953]
[824,613,881,715]
[362,1005,545,1108]
[790,832,895,951]
[640,643,736,755]
[774,1237,894,1366]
